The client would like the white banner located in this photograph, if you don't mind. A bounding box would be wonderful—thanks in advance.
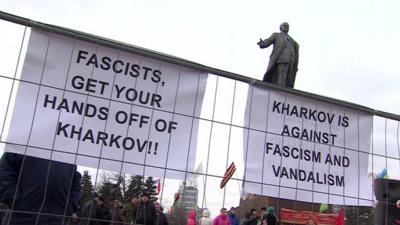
[5,29,207,179]
[243,85,373,206]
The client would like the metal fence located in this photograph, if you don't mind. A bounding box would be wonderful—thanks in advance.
[0,11,399,225]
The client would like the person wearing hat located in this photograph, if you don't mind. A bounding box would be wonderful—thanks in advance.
[265,207,277,225]
[132,193,156,225]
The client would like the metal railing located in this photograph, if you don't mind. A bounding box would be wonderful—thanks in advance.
[0,10,399,225]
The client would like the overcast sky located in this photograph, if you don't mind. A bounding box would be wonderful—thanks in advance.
[1,0,399,217]
[1,0,399,115]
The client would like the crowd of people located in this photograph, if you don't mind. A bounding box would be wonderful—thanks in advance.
[72,194,278,225]
[0,153,277,225]
[0,188,279,225]
[73,192,168,225]
[0,182,279,225]
[198,206,277,225]
[239,207,277,225]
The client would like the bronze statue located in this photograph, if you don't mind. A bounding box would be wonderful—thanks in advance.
[257,22,299,88]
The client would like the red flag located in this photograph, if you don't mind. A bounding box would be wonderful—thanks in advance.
[156,179,161,194]
[220,162,236,189]
[335,209,345,225]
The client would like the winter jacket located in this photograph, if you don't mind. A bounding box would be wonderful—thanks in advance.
[228,213,239,225]
[78,199,97,225]
[240,213,257,225]
[0,152,81,225]
[187,210,196,225]
[132,201,157,225]
[265,214,276,225]
[78,200,111,225]
[154,211,168,225]
[247,217,259,225]
[120,202,137,223]
[110,206,123,225]
[94,205,111,225]
[265,207,276,225]
[213,214,231,225]
[199,210,212,225]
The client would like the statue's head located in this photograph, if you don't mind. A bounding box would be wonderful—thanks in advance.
[280,22,289,33]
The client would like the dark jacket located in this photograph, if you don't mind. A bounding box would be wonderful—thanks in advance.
[240,214,258,225]
[247,218,258,225]
[77,199,97,225]
[109,206,123,225]
[265,213,276,225]
[0,152,81,224]
[228,213,239,225]
[78,200,111,225]
[94,205,111,225]
[154,211,168,225]
[132,201,156,225]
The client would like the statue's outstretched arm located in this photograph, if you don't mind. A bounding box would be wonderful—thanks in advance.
[257,34,275,49]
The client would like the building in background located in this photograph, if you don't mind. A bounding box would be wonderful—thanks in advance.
[169,181,199,225]
[175,181,199,212]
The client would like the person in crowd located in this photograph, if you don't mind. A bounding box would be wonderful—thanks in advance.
[186,209,196,225]
[199,210,213,225]
[94,196,111,225]
[154,203,168,225]
[109,200,123,225]
[78,192,99,225]
[213,208,231,225]
[396,200,400,224]
[243,209,259,225]
[228,207,239,225]
[251,209,258,217]
[265,207,277,225]
[240,212,251,225]
[132,193,156,225]
[0,152,81,225]
[78,193,110,225]
[120,195,139,224]
[258,207,267,225]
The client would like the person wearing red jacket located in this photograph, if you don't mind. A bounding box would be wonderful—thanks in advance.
[213,208,231,225]
[187,210,197,225]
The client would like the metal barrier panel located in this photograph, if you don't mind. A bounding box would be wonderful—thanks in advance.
[0,12,399,225]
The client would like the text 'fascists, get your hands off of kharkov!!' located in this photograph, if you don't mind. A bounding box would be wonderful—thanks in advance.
[44,50,178,155]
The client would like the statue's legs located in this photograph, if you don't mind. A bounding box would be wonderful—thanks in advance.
[276,63,289,87]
